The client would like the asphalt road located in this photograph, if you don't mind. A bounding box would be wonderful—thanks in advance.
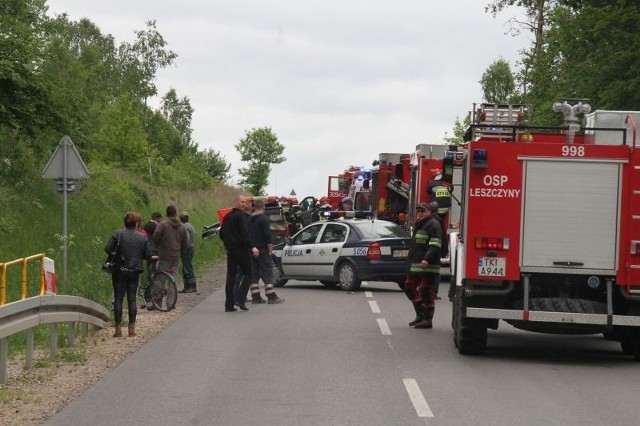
[46,277,640,426]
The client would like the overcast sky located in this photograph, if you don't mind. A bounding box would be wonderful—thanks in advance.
[46,0,529,199]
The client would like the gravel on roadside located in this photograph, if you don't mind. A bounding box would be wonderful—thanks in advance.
[0,262,227,426]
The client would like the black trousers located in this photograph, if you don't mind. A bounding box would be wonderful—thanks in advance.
[112,271,139,324]
[225,248,252,308]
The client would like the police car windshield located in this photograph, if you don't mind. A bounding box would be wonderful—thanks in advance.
[353,220,409,239]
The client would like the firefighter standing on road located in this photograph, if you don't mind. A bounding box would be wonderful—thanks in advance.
[427,170,452,299]
[403,201,443,329]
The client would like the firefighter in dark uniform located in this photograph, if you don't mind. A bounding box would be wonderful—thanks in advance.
[426,169,452,219]
[426,169,452,299]
[403,201,443,329]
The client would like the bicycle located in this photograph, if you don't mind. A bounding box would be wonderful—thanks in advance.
[138,257,178,311]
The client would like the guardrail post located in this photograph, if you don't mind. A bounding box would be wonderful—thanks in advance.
[0,337,7,384]
[26,328,34,370]
[81,323,88,338]
[50,323,58,358]
[67,321,75,346]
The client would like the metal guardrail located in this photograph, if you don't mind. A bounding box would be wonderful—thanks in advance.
[0,295,110,384]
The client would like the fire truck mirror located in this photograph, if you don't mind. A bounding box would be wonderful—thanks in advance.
[472,149,488,168]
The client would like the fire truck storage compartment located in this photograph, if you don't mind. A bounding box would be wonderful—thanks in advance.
[584,110,640,145]
[521,158,621,272]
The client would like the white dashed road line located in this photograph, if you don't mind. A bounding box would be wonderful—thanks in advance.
[403,378,434,418]
[365,290,434,419]
[376,318,391,335]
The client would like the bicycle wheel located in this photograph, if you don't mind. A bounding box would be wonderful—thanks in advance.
[150,271,177,312]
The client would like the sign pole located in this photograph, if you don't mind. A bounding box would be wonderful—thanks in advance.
[62,140,69,281]
[42,136,90,285]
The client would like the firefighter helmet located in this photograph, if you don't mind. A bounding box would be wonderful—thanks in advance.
[431,168,442,179]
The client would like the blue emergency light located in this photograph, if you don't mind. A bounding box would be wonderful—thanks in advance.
[321,210,376,220]
[472,149,488,168]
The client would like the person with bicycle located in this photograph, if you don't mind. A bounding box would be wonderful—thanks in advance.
[141,211,162,309]
[152,205,189,308]
[105,211,152,337]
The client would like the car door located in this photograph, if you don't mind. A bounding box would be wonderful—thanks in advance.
[281,223,323,277]
[314,223,349,277]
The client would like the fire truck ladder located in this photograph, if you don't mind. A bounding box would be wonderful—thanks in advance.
[473,103,527,140]
[385,177,410,199]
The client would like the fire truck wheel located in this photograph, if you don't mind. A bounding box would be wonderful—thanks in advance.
[338,262,361,291]
[319,280,338,288]
[620,332,640,360]
[454,286,487,355]
[602,327,626,341]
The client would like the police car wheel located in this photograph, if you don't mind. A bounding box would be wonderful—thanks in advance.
[338,263,361,291]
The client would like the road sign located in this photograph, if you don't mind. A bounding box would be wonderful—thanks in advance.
[42,136,90,179]
[53,179,79,194]
[42,135,90,282]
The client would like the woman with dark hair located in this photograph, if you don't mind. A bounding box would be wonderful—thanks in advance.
[105,211,152,337]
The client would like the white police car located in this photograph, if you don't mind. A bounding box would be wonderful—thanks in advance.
[273,211,411,291]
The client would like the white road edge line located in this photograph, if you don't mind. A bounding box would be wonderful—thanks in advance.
[376,318,391,335]
[361,281,369,286]
[364,291,373,298]
[369,300,381,313]
[403,378,434,418]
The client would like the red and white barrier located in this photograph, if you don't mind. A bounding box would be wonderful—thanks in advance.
[44,257,57,294]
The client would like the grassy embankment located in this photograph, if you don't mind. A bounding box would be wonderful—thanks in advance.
[0,164,238,354]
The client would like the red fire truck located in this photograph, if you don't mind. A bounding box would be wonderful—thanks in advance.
[326,166,373,210]
[450,100,640,358]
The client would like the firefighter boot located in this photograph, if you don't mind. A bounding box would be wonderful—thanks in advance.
[414,307,434,329]
[408,304,425,327]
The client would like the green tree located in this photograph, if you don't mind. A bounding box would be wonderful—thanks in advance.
[445,115,471,146]
[39,15,120,154]
[480,59,517,103]
[487,1,640,123]
[161,88,194,147]
[199,148,231,182]
[235,127,285,195]
[93,95,147,170]
[0,0,52,137]
[117,20,177,177]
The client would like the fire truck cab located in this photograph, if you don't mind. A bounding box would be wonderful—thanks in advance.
[450,100,640,358]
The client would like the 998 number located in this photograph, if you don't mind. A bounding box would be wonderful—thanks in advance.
[561,145,585,157]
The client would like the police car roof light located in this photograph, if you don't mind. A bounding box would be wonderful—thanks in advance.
[321,210,376,220]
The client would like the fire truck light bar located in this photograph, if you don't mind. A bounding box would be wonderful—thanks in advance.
[321,211,375,220]
[475,237,510,250]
